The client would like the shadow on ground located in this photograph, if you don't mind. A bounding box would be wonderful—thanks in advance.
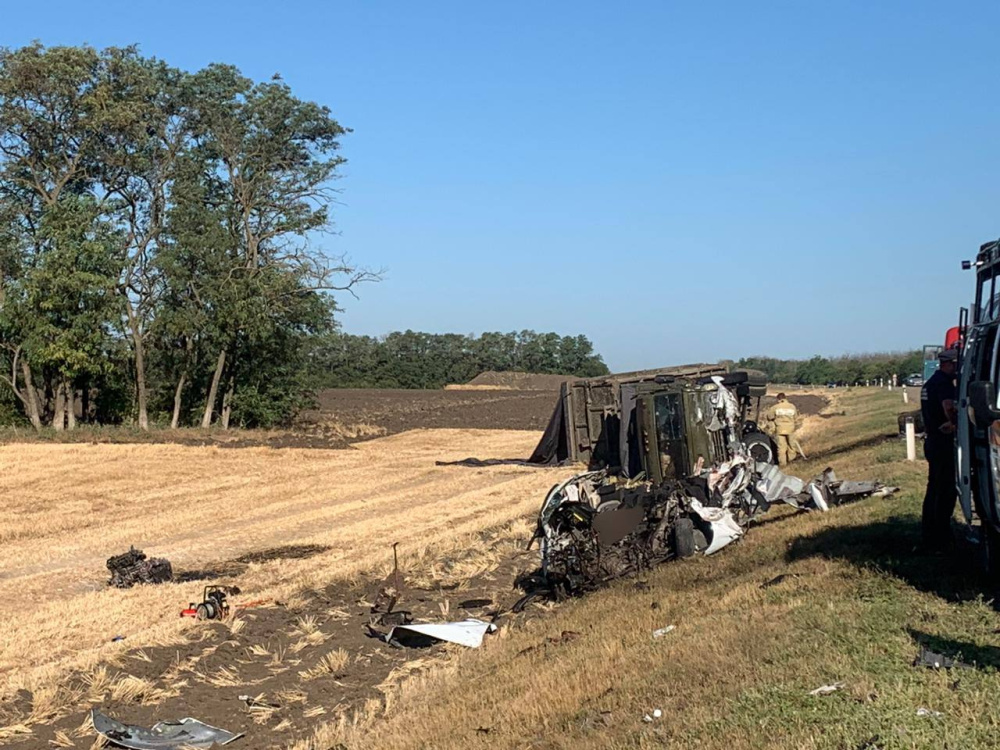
[785,514,996,606]
[175,544,332,582]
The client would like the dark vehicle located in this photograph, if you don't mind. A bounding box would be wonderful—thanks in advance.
[529,365,777,473]
[957,238,1000,578]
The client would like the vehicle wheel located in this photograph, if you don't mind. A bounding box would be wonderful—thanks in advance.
[720,371,748,386]
[720,371,767,387]
[196,602,214,621]
[743,432,776,464]
[673,517,697,558]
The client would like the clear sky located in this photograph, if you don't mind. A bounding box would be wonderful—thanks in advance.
[3,2,998,371]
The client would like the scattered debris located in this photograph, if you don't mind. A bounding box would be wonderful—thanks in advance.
[761,574,793,589]
[369,542,413,628]
[382,618,497,649]
[111,635,126,642]
[180,586,240,620]
[91,708,243,749]
[642,708,663,723]
[107,546,172,589]
[652,625,676,638]
[809,682,846,696]
[239,695,280,712]
[916,707,943,718]
[913,646,972,671]
[458,598,493,610]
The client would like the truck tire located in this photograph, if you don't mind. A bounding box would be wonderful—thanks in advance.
[743,432,776,464]
[720,370,768,387]
[673,517,697,558]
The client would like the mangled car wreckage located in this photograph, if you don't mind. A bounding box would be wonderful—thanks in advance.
[524,369,897,596]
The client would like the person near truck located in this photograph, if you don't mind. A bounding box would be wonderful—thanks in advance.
[920,348,959,551]
[766,393,799,466]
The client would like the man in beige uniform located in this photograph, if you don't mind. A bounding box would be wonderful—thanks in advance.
[766,393,799,466]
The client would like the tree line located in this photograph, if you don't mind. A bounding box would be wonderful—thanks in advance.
[0,43,378,430]
[736,352,924,385]
[309,329,610,390]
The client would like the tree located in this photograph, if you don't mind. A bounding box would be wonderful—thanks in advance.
[97,50,189,430]
[0,44,113,429]
[0,44,379,430]
[186,65,376,427]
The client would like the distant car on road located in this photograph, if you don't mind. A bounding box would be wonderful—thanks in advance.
[903,373,924,387]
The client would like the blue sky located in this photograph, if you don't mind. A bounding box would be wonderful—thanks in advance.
[3,2,998,371]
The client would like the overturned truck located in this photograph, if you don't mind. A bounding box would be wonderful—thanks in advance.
[528,365,778,470]
[523,367,896,597]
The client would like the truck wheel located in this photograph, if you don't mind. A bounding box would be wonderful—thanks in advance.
[720,371,767,387]
[720,372,748,385]
[743,432,776,464]
[673,517,697,558]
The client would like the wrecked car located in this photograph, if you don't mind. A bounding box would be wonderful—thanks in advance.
[525,374,897,596]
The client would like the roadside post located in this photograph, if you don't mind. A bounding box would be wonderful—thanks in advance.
[905,417,916,461]
[903,388,909,404]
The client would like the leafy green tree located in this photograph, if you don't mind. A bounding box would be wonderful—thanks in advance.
[185,65,376,427]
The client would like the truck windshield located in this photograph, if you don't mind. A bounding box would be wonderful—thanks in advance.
[654,393,685,480]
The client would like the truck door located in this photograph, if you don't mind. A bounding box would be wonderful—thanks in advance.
[635,391,687,483]
[957,314,975,523]
[960,319,1000,525]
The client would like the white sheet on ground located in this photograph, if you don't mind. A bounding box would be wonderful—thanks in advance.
[388,618,497,648]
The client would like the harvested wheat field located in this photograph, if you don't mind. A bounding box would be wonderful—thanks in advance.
[8,387,1000,750]
[0,427,567,747]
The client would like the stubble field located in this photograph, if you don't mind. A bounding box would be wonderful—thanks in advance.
[6,385,977,750]
[0,388,567,747]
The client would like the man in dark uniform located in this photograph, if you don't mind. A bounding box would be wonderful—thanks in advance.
[920,348,959,550]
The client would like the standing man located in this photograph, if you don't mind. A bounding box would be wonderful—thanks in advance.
[920,348,959,550]
[766,393,799,466]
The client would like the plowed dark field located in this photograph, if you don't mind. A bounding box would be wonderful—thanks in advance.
[307,387,559,434]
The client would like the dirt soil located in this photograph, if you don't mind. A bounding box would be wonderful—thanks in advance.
[0,388,562,450]
[0,428,568,748]
[463,371,571,390]
[759,392,828,418]
[301,388,560,443]
[7,524,541,750]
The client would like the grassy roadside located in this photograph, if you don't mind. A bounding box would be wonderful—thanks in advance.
[306,388,1000,750]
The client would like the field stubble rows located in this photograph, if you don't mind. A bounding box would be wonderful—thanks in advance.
[0,428,565,701]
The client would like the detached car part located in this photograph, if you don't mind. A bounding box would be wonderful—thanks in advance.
[106,546,172,589]
[91,708,243,749]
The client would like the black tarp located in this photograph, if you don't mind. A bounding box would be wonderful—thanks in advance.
[528,392,569,464]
